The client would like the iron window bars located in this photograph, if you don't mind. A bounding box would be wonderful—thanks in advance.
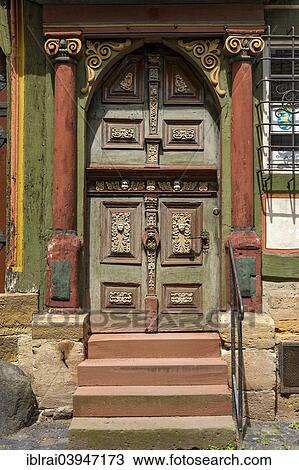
[256,26,299,189]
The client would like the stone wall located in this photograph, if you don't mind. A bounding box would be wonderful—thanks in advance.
[0,293,87,417]
[219,311,276,420]
[263,281,299,419]
[220,280,299,421]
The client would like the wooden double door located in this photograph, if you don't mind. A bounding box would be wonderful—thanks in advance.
[87,44,220,332]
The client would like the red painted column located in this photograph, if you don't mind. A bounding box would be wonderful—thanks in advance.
[231,59,254,228]
[224,35,264,312]
[44,36,82,310]
[53,62,77,230]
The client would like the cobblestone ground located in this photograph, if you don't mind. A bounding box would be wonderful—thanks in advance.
[0,419,299,450]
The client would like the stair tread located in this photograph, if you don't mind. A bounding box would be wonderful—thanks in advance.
[70,415,234,431]
[88,333,220,343]
[74,385,230,396]
[79,357,226,366]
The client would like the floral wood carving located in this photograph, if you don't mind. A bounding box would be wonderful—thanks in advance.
[120,72,134,91]
[109,291,133,304]
[170,292,194,304]
[172,213,192,254]
[111,127,135,139]
[172,128,195,141]
[111,211,131,253]
[177,39,225,97]
[175,74,189,93]
[81,39,132,94]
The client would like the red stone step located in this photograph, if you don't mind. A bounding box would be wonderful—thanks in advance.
[73,384,231,417]
[77,357,228,386]
[88,333,221,359]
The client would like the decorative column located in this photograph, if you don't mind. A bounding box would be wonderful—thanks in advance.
[44,35,82,311]
[224,35,264,312]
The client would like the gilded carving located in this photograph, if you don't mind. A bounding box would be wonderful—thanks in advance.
[111,127,135,139]
[81,39,132,94]
[146,180,156,191]
[170,292,194,304]
[143,196,159,295]
[109,291,133,305]
[172,128,195,141]
[158,181,173,191]
[149,83,159,134]
[181,181,198,191]
[147,142,159,164]
[178,39,225,97]
[172,213,192,254]
[120,72,134,91]
[95,180,145,191]
[175,74,189,93]
[111,211,131,253]
[224,35,265,57]
[44,38,82,59]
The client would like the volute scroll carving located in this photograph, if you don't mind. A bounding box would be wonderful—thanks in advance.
[178,39,225,97]
[44,37,82,61]
[224,35,265,57]
[81,39,132,94]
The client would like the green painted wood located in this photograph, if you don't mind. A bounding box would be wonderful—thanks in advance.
[51,260,71,301]
[236,257,256,297]
[262,254,299,280]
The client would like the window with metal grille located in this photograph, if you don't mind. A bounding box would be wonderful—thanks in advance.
[256,27,299,178]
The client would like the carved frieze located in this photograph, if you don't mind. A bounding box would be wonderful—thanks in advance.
[102,118,144,149]
[81,39,132,94]
[177,39,225,97]
[91,180,214,193]
[163,120,203,150]
[149,83,159,135]
[143,195,159,295]
[172,213,192,254]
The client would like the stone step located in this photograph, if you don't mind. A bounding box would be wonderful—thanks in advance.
[88,333,221,359]
[73,385,231,417]
[69,416,236,450]
[77,358,228,386]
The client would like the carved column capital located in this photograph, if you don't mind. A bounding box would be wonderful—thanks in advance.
[224,35,265,58]
[44,37,82,63]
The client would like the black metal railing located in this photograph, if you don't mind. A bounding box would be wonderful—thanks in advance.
[228,241,245,441]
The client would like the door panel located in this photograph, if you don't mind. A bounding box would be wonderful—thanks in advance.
[87,44,220,333]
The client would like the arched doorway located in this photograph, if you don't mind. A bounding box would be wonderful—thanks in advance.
[86,44,220,333]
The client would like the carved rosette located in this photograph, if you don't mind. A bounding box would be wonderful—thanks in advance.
[81,39,132,94]
[224,35,265,57]
[44,38,82,62]
[178,39,225,97]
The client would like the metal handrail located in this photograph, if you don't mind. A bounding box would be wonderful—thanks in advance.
[228,241,245,442]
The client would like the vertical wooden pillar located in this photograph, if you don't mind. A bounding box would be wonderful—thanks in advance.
[44,36,82,310]
[224,35,264,312]
[0,50,7,292]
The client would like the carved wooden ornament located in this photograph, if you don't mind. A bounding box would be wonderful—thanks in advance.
[178,39,225,97]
